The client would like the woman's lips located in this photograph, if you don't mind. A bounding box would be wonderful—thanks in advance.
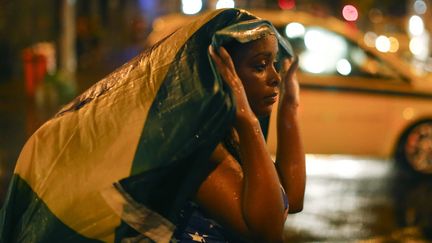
[264,92,278,104]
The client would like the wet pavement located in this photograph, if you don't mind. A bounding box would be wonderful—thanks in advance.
[284,155,432,242]
[1,77,432,242]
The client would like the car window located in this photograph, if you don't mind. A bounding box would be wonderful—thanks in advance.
[278,24,401,80]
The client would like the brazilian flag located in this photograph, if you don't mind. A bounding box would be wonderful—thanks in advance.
[0,8,293,242]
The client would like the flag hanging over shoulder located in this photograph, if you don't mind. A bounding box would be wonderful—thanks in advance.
[0,8,293,243]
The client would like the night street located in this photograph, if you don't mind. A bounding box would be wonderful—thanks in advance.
[2,0,432,241]
[284,155,432,242]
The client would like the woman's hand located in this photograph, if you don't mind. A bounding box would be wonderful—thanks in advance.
[275,55,306,213]
[279,56,300,110]
[208,45,256,123]
[207,45,286,241]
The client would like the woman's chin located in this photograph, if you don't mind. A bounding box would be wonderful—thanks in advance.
[254,106,273,118]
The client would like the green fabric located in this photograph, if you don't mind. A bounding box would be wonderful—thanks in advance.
[0,8,293,242]
[0,175,101,243]
[211,18,293,58]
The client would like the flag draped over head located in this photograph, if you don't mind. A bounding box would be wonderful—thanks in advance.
[0,8,293,243]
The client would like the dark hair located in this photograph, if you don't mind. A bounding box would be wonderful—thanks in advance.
[222,39,243,57]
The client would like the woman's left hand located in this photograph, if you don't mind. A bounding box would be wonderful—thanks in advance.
[275,55,306,213]
[279,56,300,110]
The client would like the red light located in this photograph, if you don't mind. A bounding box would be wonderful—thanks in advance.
[342,5,358,21]
[279,0,295,10]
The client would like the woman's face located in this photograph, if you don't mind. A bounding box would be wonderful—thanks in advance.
[229,35,281,117]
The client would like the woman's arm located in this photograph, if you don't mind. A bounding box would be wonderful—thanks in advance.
[275,57,306,213]
[194,46,286,242]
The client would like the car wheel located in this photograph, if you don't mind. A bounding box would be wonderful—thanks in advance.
[396,120,432,174]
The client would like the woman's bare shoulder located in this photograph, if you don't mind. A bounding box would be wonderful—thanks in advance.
[208,143,243,178]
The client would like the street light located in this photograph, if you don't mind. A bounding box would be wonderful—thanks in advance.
[182,0,202,15]
[216,0,235,9]
[342,5,358,22]
[408,15,424,36]
[278,0,296,10]
[375,35,391,53]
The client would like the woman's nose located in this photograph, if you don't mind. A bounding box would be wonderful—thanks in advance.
[267,64,281,87]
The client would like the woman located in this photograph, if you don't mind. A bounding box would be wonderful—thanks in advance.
[0,9,304,243]
[172,23,305,242]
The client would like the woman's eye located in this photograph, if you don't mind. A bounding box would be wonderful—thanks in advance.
[254,61,268,72]
[254,64,266,71]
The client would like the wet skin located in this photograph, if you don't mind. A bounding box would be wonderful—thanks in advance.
[227,35,281,117]
[198,35,304,242]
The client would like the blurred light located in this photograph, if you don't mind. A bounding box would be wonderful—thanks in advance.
[285,22,305,38]
[368,8,383,24]
[388,36,399,53]
[279,0,296,10]
[342,5,358,21]
[410,35,429,60]
[363,31,377,47]
[304,29,346,52]
[307,156,362,178]
[216,0,235,9]
[351,48,367,66]
[414,0,427,15]
[305,154,390,179]
[336,59,351,75]
[409,37,423,56]
[403,107,415,120]
[301,28,347,74]
[375,35,390,53]
[300,53,326,73]
[139,0,156,12]
[33,42,57,74]
[409,15,424,36]
[182,0,202,15]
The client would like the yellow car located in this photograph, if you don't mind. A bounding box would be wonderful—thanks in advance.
[147,9,432,173]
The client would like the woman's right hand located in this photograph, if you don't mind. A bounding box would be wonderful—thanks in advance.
[208,45,256,124]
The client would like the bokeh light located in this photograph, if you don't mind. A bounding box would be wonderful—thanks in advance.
[181,0,202,15]
[375,35,390,53]
[409,15,424,36]
[363,31,377,47]
[300,28,347,74]
[285,22,305,38]
[342,5,358,21]
[414,0,427,15]
[368,8,383,24]
[216,0,235,9]
[409,35,429,60]
[336,59,352,75]
[388,36,399,53]
[279,0,296,10]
